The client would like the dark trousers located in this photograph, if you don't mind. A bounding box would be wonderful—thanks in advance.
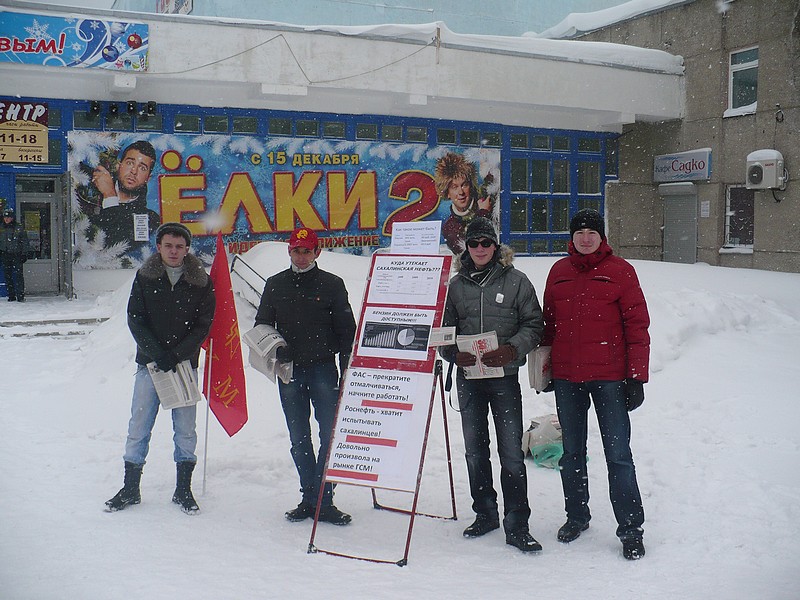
[456,373,531,534]
[2,256,24,299]
[554,379,644,541]
[277,359,340,507]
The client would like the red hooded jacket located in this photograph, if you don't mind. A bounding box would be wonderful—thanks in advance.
[541,240,650,383]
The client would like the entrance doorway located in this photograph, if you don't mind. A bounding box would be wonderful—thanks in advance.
[659,182,698,264]
[16,176,70,296]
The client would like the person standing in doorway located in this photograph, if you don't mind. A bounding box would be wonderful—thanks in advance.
[541,208,650,560]
[439,216,544,553]
[0,207,31,302]
[105,222,215,514]
[254,227,356,525]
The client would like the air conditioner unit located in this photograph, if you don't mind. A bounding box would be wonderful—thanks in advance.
[746,149,785,190]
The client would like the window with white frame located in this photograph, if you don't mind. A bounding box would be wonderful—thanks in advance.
[729,47,758,110]
[725,186,754,247]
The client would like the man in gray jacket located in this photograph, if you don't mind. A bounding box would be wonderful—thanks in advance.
[440,217,544,552]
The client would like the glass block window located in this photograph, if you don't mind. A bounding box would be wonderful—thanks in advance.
[382,124,402,141]
[269,118,292,136]
[356,123,378,140]
[482,131,501,146]
[296,120,319,137]
[511,158,528,193]
[73,111,101,130]
[577,162,601,194]
[136,114,163,131]
[510,133,528,149]
[323,121,346,138]
[578,138,601,152]
[233,116,258,134]
[531,160,549,193]
[460,130,479,145]
[437,129,457,144]
[532,135,550,150]
[553,136,570,151]
[175,114,200,132]
[204,115,229,133]
[553,160,569,193]
[406,126,427,142]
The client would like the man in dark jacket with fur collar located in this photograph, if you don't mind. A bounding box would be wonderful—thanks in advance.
[105,222,215,514]
[255,227,356,526]
[440,217,544,553]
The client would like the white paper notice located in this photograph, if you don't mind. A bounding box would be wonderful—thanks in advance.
[390,220,442,255]
[428,326,456,347]
[367,255,444,306]
[326,368,434,492]
[133,213,151,242]
[358,306,434,361]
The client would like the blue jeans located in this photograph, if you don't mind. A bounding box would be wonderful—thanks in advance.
[554,379,644,541]
[123,365,198,465]
[278,360,340,507]
[456,373,531,534]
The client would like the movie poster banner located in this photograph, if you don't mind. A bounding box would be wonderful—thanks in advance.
[67,131,500,268]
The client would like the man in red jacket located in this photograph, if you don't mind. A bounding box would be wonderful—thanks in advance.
[541,209,650,560]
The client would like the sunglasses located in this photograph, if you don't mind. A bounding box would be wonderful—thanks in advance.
[467,238,495,248]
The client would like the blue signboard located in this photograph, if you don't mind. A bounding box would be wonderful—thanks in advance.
[0,11,148,71]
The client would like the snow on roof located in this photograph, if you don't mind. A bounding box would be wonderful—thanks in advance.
[249,20,683,74]
[532,0,699,40]
[3,1,683,74]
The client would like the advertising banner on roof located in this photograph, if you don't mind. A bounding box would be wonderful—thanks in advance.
[67,130,501,268]
[0,11,148,71]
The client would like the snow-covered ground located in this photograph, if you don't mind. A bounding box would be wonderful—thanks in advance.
[1,244,798,599]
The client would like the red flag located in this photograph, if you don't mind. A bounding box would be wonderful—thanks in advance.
[202,233,248,436]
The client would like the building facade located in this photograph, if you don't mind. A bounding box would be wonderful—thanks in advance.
[567,0,800,272]
[0,0,683,297]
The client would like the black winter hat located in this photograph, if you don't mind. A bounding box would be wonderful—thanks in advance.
[2,208,14,218]
[570,209,605,239]
[156,222,192,246]
[465,216,498,245]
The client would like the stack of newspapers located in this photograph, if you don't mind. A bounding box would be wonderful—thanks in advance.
[147,361,203,410]
[243,324,292,384]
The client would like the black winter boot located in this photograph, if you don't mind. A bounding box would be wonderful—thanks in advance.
[105,461,143,512]
[172,461,199,514]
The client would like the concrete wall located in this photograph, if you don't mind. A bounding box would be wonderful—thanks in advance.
[580,0,800,273]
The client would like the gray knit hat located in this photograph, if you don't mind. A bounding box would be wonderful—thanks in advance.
[465,216,498,245]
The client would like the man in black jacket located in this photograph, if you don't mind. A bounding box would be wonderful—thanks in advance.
[105,222,215,514]
[0,207,31,302]
[255,227,356,525]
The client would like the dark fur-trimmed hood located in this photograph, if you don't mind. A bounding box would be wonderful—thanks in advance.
[454,243,514,274]
[138,252,209,287]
